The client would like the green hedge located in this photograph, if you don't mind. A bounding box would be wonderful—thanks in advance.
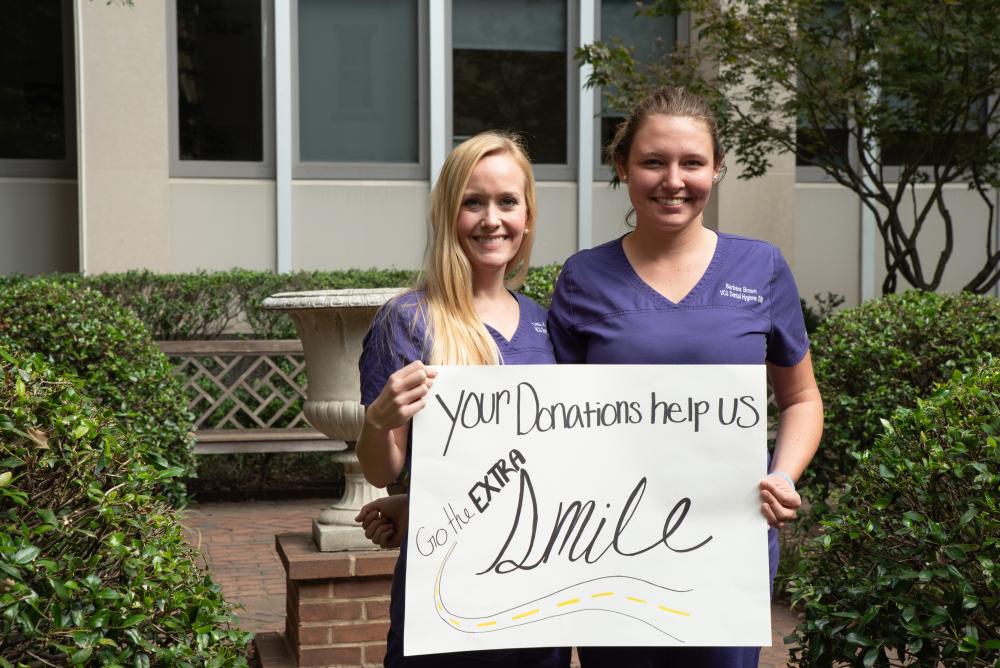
[0,349,251,666]
[1,267,563,341]
[808,291,1000,495]
[0,279,195,505]
[787,357,1000,667]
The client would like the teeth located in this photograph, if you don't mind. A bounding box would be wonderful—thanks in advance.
[654,198,686,205]
[474,236,508,246]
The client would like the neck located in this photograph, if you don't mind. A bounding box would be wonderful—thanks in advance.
[628,218,712,260]
[471,268,511,303]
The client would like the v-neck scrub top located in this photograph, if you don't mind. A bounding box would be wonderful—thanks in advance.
[359,290,566,668]
[548,233,808,668]
[547,233,809,367]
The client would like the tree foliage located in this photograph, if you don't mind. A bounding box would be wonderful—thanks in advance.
[578,0,1000,293]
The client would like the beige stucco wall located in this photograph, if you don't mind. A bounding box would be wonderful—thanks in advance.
[169,179,276,272]
[291,181,428,270]
[794,183,861,307]
[592,182,633,246]
[712,151,798,267]
[532,182,577,265]
[0,179,78,275]
[289,180,581,271]
[77,1,170,274]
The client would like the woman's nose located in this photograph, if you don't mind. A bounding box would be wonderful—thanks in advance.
[481,203,502,226]
[663,165,684,190]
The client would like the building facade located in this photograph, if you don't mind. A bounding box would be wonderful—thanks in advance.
[1,0,996,306]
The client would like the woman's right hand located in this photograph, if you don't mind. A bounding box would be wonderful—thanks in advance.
[365,361,438,433]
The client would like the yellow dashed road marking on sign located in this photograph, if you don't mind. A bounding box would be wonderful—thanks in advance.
[627,596,647,604]
[477,621,497,627]
[512,608,540,620]
[557,598,580,607]
[591,592,614,598]
[658,605,691,617]
[449,618,460,626]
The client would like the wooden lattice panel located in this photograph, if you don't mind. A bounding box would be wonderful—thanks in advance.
[158,340,311,431]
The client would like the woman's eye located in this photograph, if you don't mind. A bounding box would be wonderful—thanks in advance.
[501,197,519,207]
[463,197,482,208]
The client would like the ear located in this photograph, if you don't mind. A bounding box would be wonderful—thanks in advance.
[713,162,728,184]
[615,159,628,184]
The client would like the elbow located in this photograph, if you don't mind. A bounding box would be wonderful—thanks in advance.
[361,468,397,489]
[355,440,401,489]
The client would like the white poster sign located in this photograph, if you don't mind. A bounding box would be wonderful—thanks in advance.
[406,365,771,655]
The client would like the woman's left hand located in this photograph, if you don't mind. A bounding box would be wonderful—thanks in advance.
[759,474,801,529]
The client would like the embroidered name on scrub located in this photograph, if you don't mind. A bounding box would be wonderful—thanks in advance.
[720,282,764,304]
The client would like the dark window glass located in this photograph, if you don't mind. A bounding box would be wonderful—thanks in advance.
[298,0,419,163]
[453,0,567,164]
[0,2,69,160]
[177,0,263,161]
[879,96,988,167]
[795,125,849,168]
[599,0,676,165]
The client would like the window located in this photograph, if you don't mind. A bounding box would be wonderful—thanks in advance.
[452,0,573,176]
[0,0,75,177]
[169,0,273,177]
[295,0,426,179]
[593,1,679,177]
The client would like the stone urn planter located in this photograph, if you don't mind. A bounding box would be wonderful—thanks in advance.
[262,288,403,551]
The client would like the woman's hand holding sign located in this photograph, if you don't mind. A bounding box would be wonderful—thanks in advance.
[759,474,801,529]
[357,361,437,488]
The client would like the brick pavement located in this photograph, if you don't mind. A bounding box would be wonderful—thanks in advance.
[182,499,800,667]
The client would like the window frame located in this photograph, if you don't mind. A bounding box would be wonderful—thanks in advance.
[167,0,275,179]
[590,6,688,182]
[447,0,578,182]
[0,0,77,178]
[291,0,429,181]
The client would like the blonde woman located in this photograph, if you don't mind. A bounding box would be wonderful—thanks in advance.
[356,132,569,668]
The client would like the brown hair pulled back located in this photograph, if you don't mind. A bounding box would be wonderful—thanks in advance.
[608,86,726,173]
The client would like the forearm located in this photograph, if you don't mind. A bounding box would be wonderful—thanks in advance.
[769,395,823,482]
[767,353,823,484]
[356,418,408,488]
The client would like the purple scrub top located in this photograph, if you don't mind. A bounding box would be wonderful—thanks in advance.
[359,290,566,668]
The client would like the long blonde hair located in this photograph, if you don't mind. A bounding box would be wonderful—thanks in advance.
[421,131,536,365]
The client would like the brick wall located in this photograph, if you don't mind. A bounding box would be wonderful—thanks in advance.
[277,534,399,667]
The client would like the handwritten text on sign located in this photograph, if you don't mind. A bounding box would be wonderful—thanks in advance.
[406,365,771,655]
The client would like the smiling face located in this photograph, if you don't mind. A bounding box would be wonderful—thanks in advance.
[617,114,720,234]
[456,152,529,281]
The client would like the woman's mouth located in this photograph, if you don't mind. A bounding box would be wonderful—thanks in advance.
[473,235,509,248]
[652,197,687,206]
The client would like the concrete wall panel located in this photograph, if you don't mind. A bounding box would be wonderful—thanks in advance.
[794,184,861,307]
[292,181,429,270]
[78,1,170,273]
[169,180,276,272]
[713,152,798,265]
[592,182,632,247]
[532,182,577,265]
